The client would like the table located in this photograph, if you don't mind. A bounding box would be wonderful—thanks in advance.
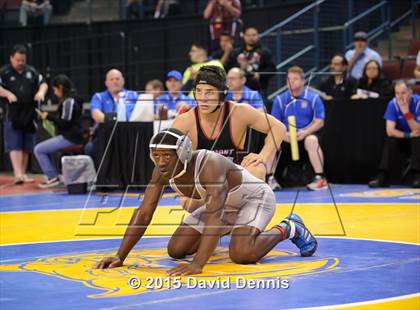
[95,122,155,188]
[321,98,389,183]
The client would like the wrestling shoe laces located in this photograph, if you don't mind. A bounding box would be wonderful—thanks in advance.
[282,213,317,257]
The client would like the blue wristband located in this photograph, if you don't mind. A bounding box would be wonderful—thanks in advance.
[404,132,410,139]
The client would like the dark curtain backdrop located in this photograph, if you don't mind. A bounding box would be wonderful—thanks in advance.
[321,98,388,183]
[95,122,155,188]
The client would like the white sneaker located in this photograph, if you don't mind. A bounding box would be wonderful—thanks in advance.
[307,176,328,191]
[14,176,24,185]
[38,177,61,189]
[268,175,281,191]
[23,174,35,183]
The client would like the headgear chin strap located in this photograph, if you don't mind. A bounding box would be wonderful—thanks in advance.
[210,102,222,113]
[149,130,193,179]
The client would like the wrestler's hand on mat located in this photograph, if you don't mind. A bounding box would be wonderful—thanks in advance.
[167,262,203,276]
[94,256,123,269]
[241,152,266,168]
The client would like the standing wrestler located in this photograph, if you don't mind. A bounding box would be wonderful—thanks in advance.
[172,65,284,181]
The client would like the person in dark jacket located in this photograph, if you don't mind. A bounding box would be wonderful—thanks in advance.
[34,74,83,188]
[318,53,357,100]
[231,27,275,94]
[351,60,393,99]
[1,45,48,185]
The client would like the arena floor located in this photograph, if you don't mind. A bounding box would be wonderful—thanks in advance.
[0,178,419,309]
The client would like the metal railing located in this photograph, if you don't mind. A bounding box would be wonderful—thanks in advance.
[260,0,419,101]
[411,0,420,38]
[341,1,389,55]
[259,0,324,93]
[276,45,315,71]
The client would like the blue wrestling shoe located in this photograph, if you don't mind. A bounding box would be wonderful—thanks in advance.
[282,213,317,257]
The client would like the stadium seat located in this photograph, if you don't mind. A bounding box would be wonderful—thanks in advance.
[382,60,401,81]
[61,144,84,155]
[400,60,416,79]
[2,0,22,9]
[408,40,420,56]
[412,83,420,95]
[0,0,22,26]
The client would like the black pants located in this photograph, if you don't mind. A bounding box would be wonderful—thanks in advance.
[379,137,420,173]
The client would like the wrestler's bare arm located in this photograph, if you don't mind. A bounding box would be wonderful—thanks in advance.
[95,168,166,269]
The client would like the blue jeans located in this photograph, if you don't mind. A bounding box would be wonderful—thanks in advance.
[19,1,53,26]
[34,135,74,179]
[84,136,97,161]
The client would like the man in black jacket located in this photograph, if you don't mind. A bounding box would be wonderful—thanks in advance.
[0,45,48,184]
[231,27,275,94]
[318,53,357,101]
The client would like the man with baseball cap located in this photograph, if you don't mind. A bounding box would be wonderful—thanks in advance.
[155,70,195,118]
[345,31,383,79]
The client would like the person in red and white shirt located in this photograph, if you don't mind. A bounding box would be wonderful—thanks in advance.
[203,0,242,51]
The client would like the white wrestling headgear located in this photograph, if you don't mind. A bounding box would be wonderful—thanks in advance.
[149,128,193,177]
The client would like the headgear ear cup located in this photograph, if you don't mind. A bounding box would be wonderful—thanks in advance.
[176,135,193,164]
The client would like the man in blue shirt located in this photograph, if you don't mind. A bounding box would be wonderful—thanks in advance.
[90,69,137,123]
[155,70,195,118]
[345,31,383,80]
[84,69,138,157]
[226,67,264,110]
[271,66,327,191]
[369,81,420,188]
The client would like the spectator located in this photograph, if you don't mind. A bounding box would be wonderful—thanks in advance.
[126,0,144,19]
[154,0,180,18]
[414,51,420,79]
[84,69,138,158]
[211,32,236,72]
[231,27,275,94]
[225,67,264,110]
[155,70,195,118]
[271,66,328,191]
[34,74,83,188]
[182,42,224,97]
[368,80,420,188]
[345,31,383,80]
[351,60,392,99]
[19,0,53,27]
[0,45,48,184]
[145,79,164,99]
[203,0,242,50]
[318,53,357,100]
